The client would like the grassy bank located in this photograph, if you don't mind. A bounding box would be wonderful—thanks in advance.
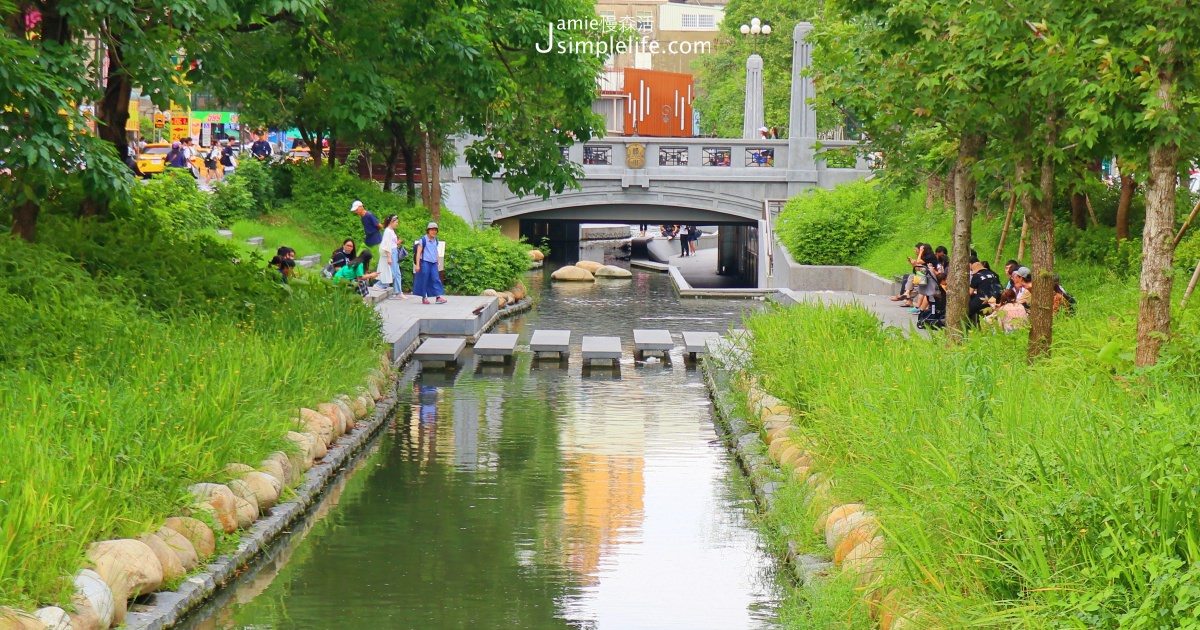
[756,185,1200,627]
[0,177,386,609]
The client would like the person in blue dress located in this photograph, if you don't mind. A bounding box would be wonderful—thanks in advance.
[413,222,447,304]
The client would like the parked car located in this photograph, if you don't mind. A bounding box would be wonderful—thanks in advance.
[136,143,172,175]
[286,146,320,163]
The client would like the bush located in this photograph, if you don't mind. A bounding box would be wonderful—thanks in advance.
[777,180,895,265]
[126,169,217,237]
[233,157,277,217]
[208,175,255,227]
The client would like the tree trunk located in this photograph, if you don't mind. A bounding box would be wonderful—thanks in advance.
[428,140,442,222]
[1027,125,1058,362]
[1136,139,1179,366]
[401,144,417,205]
[328,137,338,166]
[419,132,432,210]
[11,201,39,242]
[85,31,134,218]
[925,175,940,210]
[942,171,955,208]
[383,136,400,192]
[994,191,1017,266]
[1116,174,1135,240]
[946,134,983,341]
[1070,192,1087,229]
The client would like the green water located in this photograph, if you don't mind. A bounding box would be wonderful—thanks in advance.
[183,270,782,630]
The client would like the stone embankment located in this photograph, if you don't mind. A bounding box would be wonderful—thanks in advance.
[704,352,917,630]
[0,355,397,630]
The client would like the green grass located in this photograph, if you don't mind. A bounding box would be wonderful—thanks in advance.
[0,214,384,609]
[750,186,1200,627]
[229,215,341,262]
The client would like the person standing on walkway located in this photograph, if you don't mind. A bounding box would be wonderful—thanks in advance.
[377,214,410,300]
[687,224,701,256]
[351,200,382,258]
[413,222,447,304]
[678,224,690,257]
[219,139,237,180]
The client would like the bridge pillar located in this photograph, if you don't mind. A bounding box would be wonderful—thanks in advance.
[743,54,765,140]
[786,22,818,195]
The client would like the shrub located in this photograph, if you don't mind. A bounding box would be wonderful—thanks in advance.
[233,157,277,217]
[777,180,894,265]
[208,175,255,227]
[126,170,217,237]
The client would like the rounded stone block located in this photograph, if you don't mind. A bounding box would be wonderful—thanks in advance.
[511,280,528,300]
[227,479,261,518]
[550,266,595,281]
[286,431,316,470]
[594,265,632,278]
[0,608,47,630]
[846,535,887,586]
[262,451,294,487]
[70,569,113,630]
[137,532,184,582]
[527,249,544,261]
[33,607,69,630]
[242,471,281,509]
[188,483,239,534]
[822,503,864,537]
[233,496,258,529]
[163,516,215,559]
[223,463,254,476]
[833,517,879,564]
[299,408,334,447]
[573,260,603,273]
[87,539,164,622]
[318,402,347,437]
[758,405,792,421]
[153,526,198,571]
[826,510,872,551]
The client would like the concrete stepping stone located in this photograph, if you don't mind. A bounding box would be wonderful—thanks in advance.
[682,331,721,360]
[633,329,673,359]
[414,338,466,366]
[301,254,321,264]
[582,335,621,366]
[217,229,233,239]
[474,333,518,363]
[246,236,264,247]
[530,330,570,358]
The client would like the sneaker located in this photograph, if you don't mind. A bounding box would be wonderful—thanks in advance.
[422,298,431,305]
[435,298,448,304]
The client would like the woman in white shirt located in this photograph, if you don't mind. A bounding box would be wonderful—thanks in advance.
[377,215,409,299]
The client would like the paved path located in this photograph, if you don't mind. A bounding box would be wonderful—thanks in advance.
[775,289,919,332]
[375,295,500,359]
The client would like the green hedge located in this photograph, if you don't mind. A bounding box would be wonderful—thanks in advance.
[777,180,898,265]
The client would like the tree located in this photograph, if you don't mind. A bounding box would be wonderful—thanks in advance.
[692,0,821,138]
[1,0,128,240]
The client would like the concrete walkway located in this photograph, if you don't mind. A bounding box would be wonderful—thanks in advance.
[375,295,500,359]
[774,289,920,332]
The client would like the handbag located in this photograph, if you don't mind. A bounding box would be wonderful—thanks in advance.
[397,242,409,261]
[320,263,336,280]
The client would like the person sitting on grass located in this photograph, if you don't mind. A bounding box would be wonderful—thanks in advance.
[968,253,1003,323]
[268,246,296,284]
[333,250,379,297]
[330,239,357,272]
[984,288,1029,332]
[1003,259,1020,291]
[1011,266,1033,310]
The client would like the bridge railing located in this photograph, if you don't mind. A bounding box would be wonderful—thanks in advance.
[564,137,791,175]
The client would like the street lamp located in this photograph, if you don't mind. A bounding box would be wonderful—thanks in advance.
[739,17,771,139]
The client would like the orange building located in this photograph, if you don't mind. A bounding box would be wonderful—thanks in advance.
[622,68,694,138]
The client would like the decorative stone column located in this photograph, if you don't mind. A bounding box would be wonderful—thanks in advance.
[742,54,765,140]
[787,22,818,192]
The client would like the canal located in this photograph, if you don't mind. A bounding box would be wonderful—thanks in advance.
[181,269,782,630]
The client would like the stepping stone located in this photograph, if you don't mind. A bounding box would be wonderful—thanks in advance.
[296,259,315,269]
[246,236,264,247]
[474,333,518,363]
[301,254,321,264]
[217,229,233,239]
[530,329,570,358]
[581,335,621,366]
[633,329,673,359]
[414,337,466,366]
[682,331,721,360]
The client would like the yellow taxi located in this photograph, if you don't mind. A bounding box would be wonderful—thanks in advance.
[286,146,323,163]
[136,143,172,175]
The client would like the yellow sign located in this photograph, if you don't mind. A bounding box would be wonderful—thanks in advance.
[125,100,139,132]
[154,112,165,129]
[169,112,189,141]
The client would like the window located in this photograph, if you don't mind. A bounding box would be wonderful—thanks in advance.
[702,147,731,167]
[560,146,570,164]
[583,145,612,165]
[598,10,616,30]
[681,14,715,29]
[745,148,775,167]
[636,11,653,31]
[659,147,688,166]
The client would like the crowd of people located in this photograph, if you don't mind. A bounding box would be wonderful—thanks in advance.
[266,199,448,304]
[889,243,1075,331]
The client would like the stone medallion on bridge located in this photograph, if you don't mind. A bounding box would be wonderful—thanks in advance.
[626,142,646,169]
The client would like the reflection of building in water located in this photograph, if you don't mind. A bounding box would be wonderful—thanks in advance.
[560,453,645,586]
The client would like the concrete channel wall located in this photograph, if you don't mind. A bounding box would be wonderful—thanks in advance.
[769,240,899,295]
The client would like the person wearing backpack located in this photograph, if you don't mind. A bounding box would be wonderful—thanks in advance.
[968,254,1003,323]
[165,141,189,169]
[219,138,237,180]
[203,143,221,185]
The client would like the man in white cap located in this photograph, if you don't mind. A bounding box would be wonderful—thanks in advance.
[351,200,383,257]
[413,221,447,304]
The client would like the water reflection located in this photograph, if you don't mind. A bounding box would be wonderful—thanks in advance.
[186,268,778,630]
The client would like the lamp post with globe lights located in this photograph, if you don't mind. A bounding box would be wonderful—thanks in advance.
[740,18,771,139]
